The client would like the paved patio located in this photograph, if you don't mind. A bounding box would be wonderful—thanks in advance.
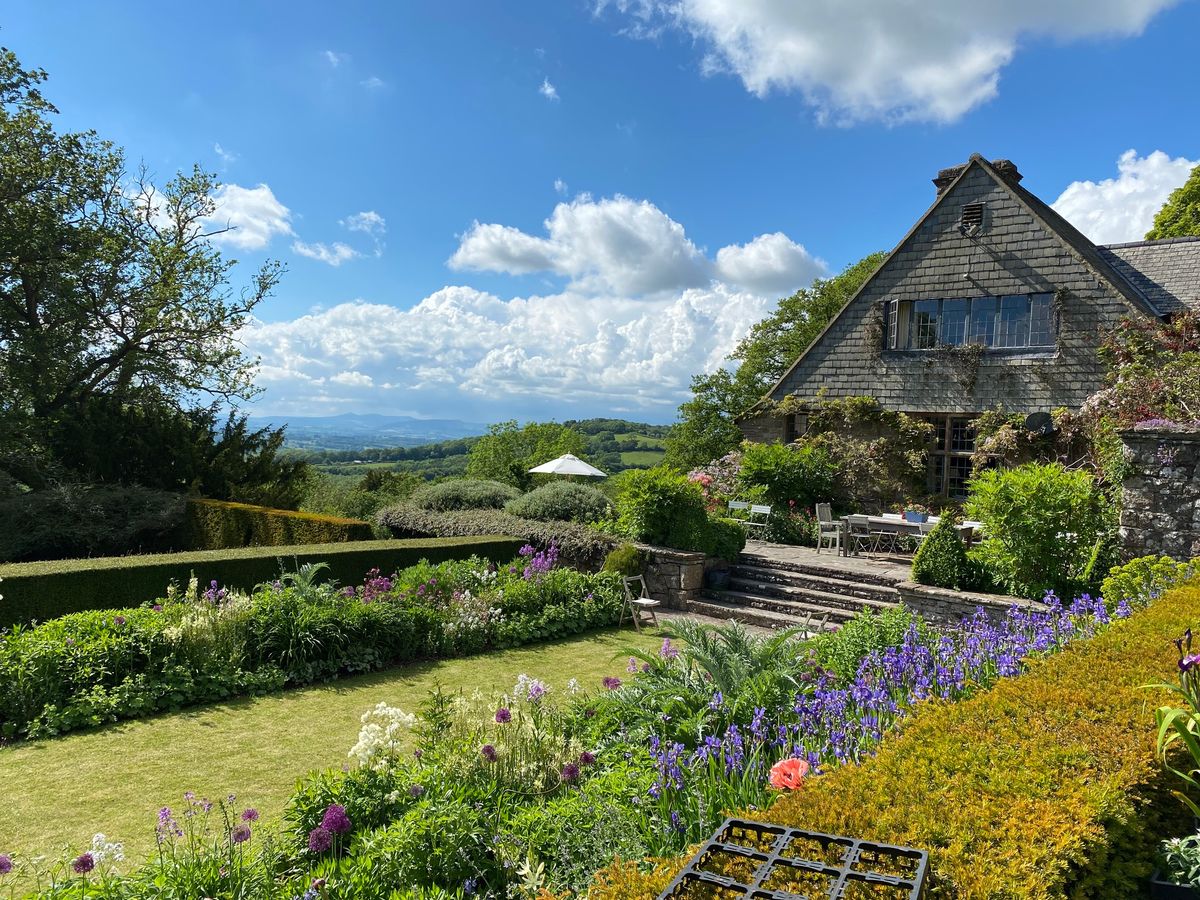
[740,539,912,584]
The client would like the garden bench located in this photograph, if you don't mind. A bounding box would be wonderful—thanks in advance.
[727,500,771,534]
[619,575,660,633]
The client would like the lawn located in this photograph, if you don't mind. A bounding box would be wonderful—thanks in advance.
[619,449,666,466]
[0,626,667,868]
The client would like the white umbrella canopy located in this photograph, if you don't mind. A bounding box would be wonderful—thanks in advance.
[527,453,607,477]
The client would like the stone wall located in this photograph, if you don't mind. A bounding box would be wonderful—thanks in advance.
[1119,429,1200,561]
[897,580,1046,625]
[639,545,706,610]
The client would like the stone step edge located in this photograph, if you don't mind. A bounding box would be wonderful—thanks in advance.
[686,598,839,633]
[727,572,899,606]
[735,554,904,588]
[705,588,864,622]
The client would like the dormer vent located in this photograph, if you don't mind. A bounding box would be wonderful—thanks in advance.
[959,202,985,236]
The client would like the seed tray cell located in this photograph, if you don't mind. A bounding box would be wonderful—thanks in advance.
[656,818,928,900]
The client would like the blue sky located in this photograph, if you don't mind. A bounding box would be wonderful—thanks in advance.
[5,1,1198,423]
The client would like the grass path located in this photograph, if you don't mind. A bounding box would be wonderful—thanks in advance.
[0,627,666,865]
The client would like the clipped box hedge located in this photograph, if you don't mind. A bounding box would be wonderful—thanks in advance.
[178,498,375,549]
[0,536,524,628]
[590,584,1200,900]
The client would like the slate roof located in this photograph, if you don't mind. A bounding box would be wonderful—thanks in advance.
[1097,237,1200,315]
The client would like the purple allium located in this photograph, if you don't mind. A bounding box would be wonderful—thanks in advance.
[602,676,622,690]
[72,853,95,874]
[494,706,512,724]
[0,854,12,876]
[231,824,251,844]
[560,762,581,783]
[152,604,163,612]
[307,826,333,853]
[320,804,351,835]
[241,808,259,822]
[480,744,498,762]
[408,784,425,798]
[579,750,596,766]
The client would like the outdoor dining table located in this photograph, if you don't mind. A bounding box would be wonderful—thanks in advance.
[838,514,980,556]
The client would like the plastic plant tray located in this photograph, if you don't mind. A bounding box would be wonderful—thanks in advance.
[656,817,928,900]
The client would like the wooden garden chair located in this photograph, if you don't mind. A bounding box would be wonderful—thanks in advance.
[619,575,661,633]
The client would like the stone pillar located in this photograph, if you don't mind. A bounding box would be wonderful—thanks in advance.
[1118,428,1200,561]
[639,545,706,609]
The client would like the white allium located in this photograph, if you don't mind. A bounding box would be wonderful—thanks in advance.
[90,833,125,863]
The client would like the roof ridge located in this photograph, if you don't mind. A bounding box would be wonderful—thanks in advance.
[1100,236,1200,249]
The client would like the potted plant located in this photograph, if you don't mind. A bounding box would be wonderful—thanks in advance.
[1153,833,1200,898]
[901,502,931,524]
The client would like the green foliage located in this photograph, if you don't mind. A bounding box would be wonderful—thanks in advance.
[408,478,521,512]
[465,420,587,490]
[703,517,747,562]
[503,480,613,523]
[1102,554,1193,612]
[301,469,423,522]
[612,468,709,549]
[1097,310,1200,427]
[764,505,818,546]
[1147,162,1200,239]
[910,518,975,591]
[0,536,524,629]
[808,606,925,685]
[677,585,1200,900]
[0,484,185,563]
[178,498,374,551]
[0,48,287,496]
[736,442,835,509]
[601,543,646,577]
[0,554,623,740]
[376,504,617,570]
[965,463,1116,600]
[663,253,885,469]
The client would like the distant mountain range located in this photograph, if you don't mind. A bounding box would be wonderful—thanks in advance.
[247,413,488,451]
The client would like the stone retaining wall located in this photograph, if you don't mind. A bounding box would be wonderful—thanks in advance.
[897,580,1046,624]
[639,545,706,610]
[1119,429,1200,561]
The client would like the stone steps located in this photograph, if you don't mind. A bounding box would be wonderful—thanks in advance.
[688,550,906,631]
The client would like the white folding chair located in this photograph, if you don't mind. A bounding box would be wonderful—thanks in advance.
[746,504,771,534]
[619,575,660,633]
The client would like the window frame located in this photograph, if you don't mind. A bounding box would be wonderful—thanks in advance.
[886,293,1056,352]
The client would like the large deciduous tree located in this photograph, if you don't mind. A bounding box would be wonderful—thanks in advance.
[664,252,886,469]
[466,420,587,490]
[0,48,300,500]
[1146,162,1200,240]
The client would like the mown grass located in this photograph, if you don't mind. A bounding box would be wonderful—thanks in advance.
[0,626,667,867]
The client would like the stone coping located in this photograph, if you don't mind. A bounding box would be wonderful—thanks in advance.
[897,580,1044,612]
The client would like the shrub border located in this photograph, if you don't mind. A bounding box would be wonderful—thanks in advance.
[0,536,525,628]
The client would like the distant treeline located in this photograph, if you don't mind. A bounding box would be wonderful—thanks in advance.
[290,419,670,465]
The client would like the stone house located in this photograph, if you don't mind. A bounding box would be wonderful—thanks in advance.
[738,154,1200,497]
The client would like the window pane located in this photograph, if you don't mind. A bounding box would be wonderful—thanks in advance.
[1029,292,1054,347]
[968,297,996,346]
[996,295,1030,348]
[884,300,897,349]
[909,299,938,349]
[927,454,946,494]
[939,299,968,346]
[948,457,972,498]
[950,418,975,453]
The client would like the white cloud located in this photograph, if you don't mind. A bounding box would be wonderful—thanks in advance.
[1052,149,1198,245]
[323,50,348,67]
[203,183,293,251]
[246,194,829,417]
[213,143,237,166]
[554,178,568,196]
[451,194,714,295]
[715,232,826,294]
[292,240,360,266]
[360,75,386,90]
[539,77,560,101]
[342,210,386,236]
[598,0,1180,124]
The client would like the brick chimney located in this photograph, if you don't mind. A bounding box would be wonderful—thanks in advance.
[934,157,1023,195]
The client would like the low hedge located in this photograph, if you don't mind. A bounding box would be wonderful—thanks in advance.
[0,536,524,628]
[376,505,618,570]
[590,584,1200,900]
[178,497,375,549]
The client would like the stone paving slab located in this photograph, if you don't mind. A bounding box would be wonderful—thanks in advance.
[741,540,912,584]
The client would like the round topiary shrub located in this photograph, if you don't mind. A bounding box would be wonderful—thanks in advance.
[408,479,521,512]
[504,481,613,523]
[910,518,973,590]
